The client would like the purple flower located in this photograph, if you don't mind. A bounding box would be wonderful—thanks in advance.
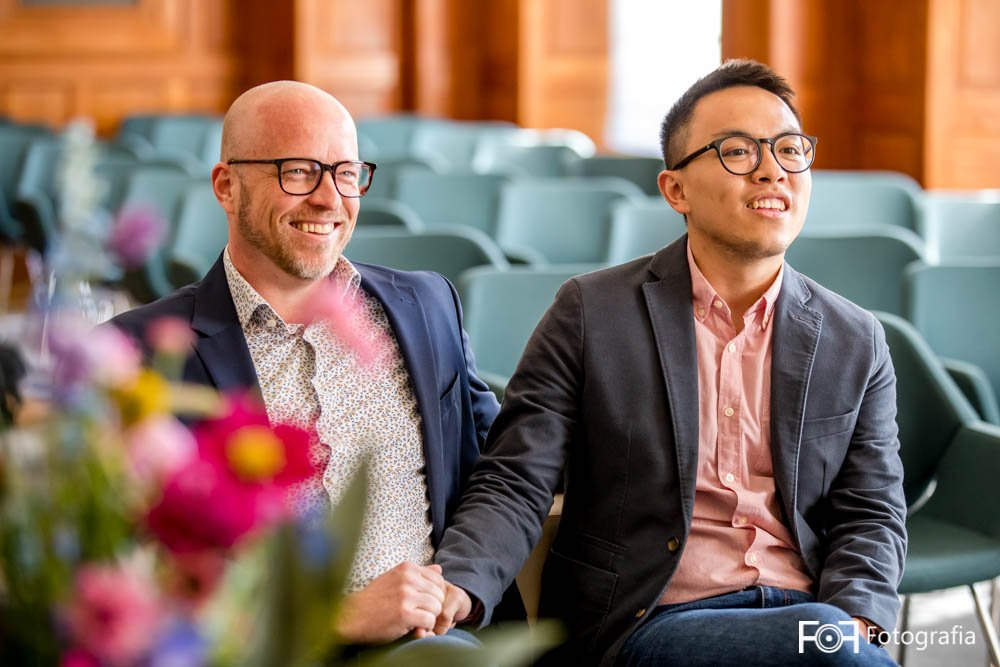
[107,203,166,268]
[48,317,141,399]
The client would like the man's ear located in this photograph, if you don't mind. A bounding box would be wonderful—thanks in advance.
[212,162,237,215]
[658,169,691,216]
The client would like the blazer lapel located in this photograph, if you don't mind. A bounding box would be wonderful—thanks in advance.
[642,236,700,527]
[358,264,447,542]
[189,256,259,393]
[769,267,822,537]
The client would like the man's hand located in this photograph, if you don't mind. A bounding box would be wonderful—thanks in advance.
[852,617,881,644]
[333,562,447,644]
[431,582,473,636]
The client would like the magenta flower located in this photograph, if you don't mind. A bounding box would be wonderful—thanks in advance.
[146,316,195,356]
[63,562,163,666]
[107,203,166,268]
[146,395,319,555]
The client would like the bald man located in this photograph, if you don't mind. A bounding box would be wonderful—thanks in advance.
[110,81,515,646]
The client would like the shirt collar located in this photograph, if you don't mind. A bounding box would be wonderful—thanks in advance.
[222,247,362,329]
[686,240,783,329]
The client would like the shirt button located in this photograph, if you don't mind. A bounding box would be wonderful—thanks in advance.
[724,407,735,417]
[748,552,759,564]
[667,537,681,552]
[727,343,737,353]
[713,299,724,309]
[725,472,735,483]
[736,516,748,526]
[266,318,277,328]
[697,306,706,317]
[635,608,647,618]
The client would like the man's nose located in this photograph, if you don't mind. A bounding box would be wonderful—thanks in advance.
[751,142,787,182]
[307,167,343,207]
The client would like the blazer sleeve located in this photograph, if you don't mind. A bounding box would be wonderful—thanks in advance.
[435,279,584,622]
[816,315,907,632]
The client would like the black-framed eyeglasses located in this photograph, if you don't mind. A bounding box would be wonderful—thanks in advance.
[226,158,377,197]
[670,133,818,175]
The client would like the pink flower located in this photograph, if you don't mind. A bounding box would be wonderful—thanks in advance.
[125,415,197,485]
[314,283,389,367]
[63,562,163,666]
[164,551,227,609]
[107,203,166,268]
[49,317,142,391]
[146,316,195,356]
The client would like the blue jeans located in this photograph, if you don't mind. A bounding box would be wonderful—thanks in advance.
[618,586,897,666]
[340,627,481,664]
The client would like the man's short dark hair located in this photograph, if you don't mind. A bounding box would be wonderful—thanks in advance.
[659,59,800,169]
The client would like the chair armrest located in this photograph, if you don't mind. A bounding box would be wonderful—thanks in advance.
[476,369,509,402]
[922,421,1000,538]
[941,357,1000,425]
[501,244,548,266]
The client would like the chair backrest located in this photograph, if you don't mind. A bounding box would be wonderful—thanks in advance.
[357,114,430,159]
[875,312,979,507]
[0,125,51,211]
[807,170,922,232]
[921,193,1000,262]
[394,169,508,235]
[457,265,598,379]
[12,137,62,252]
[121,169,205,229]
[365,157,437,200]
[346,225,508,286]
[410,120,518,172]
[607,197,687,264]
[575,155,664,196]
[147,116,221,174]
[356,198,424,231]
[473,128,596,178]
[785,226,924,315]
[495,177,643,263]
[904,261,1000,403]
[169,183,228,285]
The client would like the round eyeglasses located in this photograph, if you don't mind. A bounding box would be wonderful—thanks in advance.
[226,158,377,197]
[669,133,818,175]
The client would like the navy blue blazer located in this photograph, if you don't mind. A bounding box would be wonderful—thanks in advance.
[110,255,500,548]
[436,235,907,666]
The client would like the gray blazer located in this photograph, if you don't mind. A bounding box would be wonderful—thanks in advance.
[436,235,906,666]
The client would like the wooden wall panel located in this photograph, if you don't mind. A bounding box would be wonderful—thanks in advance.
[292,0,404,117]
[925,0,1000,188]
[518,0,608,147]
[0,0,241,135]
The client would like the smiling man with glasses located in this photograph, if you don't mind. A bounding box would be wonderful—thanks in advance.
[434,60,905,666]
[111,80,521,651]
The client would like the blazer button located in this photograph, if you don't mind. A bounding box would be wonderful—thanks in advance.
[667,537,681,552]
[635,608,646,618]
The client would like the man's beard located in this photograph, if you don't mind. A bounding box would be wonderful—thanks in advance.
[237,186,337,281]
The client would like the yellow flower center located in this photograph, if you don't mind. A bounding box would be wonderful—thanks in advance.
[226,426,286,481]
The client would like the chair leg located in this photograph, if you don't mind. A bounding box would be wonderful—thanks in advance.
[993,578,999,637]
[898,594,910,667]
[970,584,1000,667]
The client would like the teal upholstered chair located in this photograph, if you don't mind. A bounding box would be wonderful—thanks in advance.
[807,170,922,232]
[904,261,1000,425]
[784,225,925,316]
[877,312,1000,666]
[346,225,508,287]
[575,155,664,196]
[472,128,596,178]
[394,169,508,236]
[921,193,1000,263]
[606,197,688,264]
[168,183,228,287]
[494,177,643,264]
[356,199,424,231]
[456,265,600,397]
[410,120,518,172]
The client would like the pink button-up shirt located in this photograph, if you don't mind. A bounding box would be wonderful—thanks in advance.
[660,243,814,604]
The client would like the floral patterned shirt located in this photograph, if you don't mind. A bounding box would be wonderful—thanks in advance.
[223,248,434,592]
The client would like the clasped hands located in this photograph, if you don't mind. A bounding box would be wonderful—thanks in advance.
[333,561,473,644]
